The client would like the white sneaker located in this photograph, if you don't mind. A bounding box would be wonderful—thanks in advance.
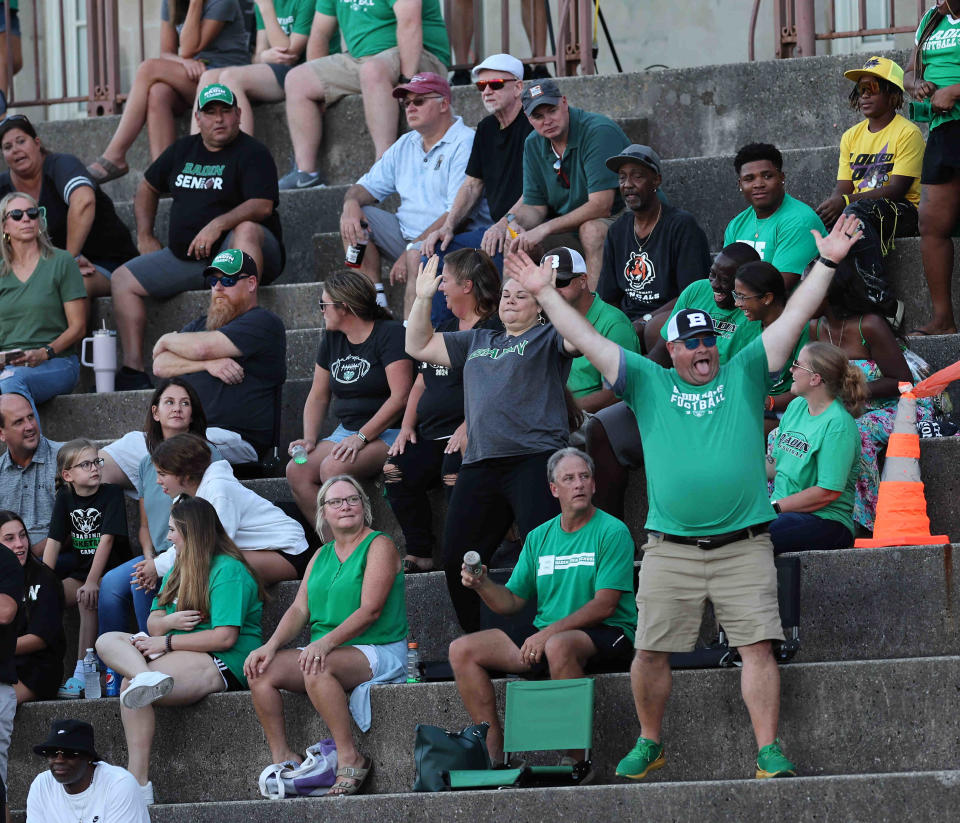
[139,780,155,805]
[120,671,174,709]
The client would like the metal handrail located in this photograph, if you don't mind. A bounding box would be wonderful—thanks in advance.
[751,0,926,60]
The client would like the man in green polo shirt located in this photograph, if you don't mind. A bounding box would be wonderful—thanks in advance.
[546,246,639,413]
[500,79,629,288]
[505,212,868,785]
[450,447,636,770]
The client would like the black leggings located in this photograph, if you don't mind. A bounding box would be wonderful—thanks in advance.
[442,451,561,632]
[383,437,462,559]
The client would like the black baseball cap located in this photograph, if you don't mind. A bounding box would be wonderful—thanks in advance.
[665,308,716,342]
[606,144,662,175]
[541,246,587,286]
[521,79,563,116]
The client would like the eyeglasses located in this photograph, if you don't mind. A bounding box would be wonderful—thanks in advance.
[323,494,362,509]
[791,359,818,376]
[400,95,443,109]
[4,207,40,222]
[856,78,881,96]
[553,156,570,189]
[475,79,507,92]
[204,273,251,289]
[39,748,84,759]
[68,457,105,471]
[679,335,717,350]
[732,290,763,303]
[318,301,340,311]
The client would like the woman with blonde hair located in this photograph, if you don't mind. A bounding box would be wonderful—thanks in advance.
[767,341,866,553]
[245,474,407,797]
[286,269,413,524]
[0,190,85,407]
[97,495,265,805]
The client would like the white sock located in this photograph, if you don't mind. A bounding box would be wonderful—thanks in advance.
[375,283,387,307]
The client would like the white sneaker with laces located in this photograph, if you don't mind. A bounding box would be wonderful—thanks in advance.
[139,780,155,805]
[120,671,174,709]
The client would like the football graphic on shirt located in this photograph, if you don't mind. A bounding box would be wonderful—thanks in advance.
[331,355,371,384]
[70,508,102,535]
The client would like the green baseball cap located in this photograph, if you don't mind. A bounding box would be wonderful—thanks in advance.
[197,82,236,110]
[203,248,257,279]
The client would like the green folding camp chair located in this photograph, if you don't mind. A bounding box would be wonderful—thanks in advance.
[447,678,595,789]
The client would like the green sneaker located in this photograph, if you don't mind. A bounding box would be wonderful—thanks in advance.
[756,739,796,778]
[615,737,665,780]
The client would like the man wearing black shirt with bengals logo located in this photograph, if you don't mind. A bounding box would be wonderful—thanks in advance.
[598,145,710,351]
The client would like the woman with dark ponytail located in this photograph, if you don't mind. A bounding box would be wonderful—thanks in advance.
[766,342,866,553]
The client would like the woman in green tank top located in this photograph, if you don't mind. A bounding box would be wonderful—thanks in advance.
[244,474,408,797]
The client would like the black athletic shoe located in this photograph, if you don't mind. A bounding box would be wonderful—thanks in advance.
[450,69,473,86]
[115,367,153,391]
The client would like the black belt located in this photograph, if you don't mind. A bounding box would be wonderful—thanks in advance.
[660,524,768,551]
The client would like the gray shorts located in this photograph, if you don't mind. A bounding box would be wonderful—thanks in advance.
[126,226,282,297]
[0,682,15,796]
[361,205,409,262]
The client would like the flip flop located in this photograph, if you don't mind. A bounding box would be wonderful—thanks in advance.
[325,757,372,797]
[87,155,129,184]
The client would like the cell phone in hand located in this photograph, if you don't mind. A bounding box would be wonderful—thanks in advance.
[0,349,24,366]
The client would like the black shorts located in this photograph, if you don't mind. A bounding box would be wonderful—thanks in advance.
[593,401,644,469]
[54,551,92,582]
[15,655,63,701]
[210,655,244,692]
[509,623,634,676]
[280,547,314,579]
[921,119,960,185]
[268,62,295,89]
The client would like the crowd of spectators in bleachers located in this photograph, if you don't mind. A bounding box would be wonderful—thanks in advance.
[3,0,960,812]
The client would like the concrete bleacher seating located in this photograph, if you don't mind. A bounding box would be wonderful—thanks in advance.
[7,47,960,820]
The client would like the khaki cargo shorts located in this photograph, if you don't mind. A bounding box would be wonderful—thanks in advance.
[307,47,447,107]
[635,531,784,652]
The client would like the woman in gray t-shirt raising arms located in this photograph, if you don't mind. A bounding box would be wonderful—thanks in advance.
[406,252,579,632]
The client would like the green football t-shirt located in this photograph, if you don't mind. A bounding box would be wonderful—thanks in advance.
[723,194,824,277]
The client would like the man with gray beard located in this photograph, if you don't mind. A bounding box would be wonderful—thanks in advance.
[151,249,286,459]
[422,53,532,263]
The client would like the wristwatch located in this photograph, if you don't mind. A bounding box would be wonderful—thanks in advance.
[771,500,782,515]
[43,344,55,360]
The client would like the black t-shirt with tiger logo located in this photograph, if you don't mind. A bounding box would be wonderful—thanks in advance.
[598,203,711,320]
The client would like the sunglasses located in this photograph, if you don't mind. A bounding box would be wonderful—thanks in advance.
[204,273,251,289]
[856,78,881,96]
[39,748,84,759]
[678,335,717,350]
[323,494,362,509]
[5,207,40,221]
[475,79,507,92]
[68,457,105,472]
[553,156,570,189]
[172,492,192,506]
[791,359,818,376]
[400,95,443,109]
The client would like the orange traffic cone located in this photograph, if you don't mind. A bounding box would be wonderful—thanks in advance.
[855,383,949,548]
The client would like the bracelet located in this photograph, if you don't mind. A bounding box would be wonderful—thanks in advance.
[816,255,839,269]
[356,431,368,444]
[841,194,850,206]
[166,634,173,653]
[764,395,775,412]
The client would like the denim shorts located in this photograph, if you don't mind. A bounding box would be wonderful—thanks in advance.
[325,422,400,449]
[0,6,20,37]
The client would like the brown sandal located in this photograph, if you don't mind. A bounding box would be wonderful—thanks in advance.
[325,757,372,797]
[87,155,129,184]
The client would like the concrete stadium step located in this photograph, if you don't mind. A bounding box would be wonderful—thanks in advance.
[39,380,312,449]
[91,282,326,335]
[30,49,906,205]
[8,655,960,804]
[129,771,960,823]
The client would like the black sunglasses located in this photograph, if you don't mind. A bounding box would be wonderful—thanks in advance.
[475,79,507,91]
[553,156,570,189]
[39,748,84,759]
[5,207,40,221]
[204,273,251,289]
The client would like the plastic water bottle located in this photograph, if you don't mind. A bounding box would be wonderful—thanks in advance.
[290,443,308,465]
[406,641,421,683]
[82,649,101,699]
